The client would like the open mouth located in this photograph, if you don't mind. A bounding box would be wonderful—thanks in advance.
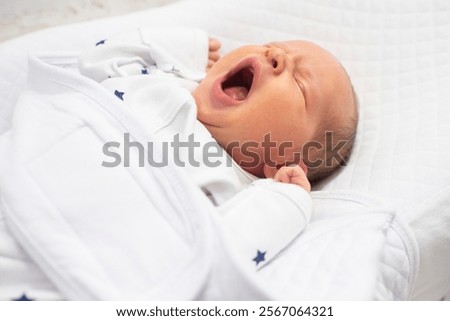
[221,65,254,101]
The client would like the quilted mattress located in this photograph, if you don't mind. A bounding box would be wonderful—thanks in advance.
[0,0,449,300]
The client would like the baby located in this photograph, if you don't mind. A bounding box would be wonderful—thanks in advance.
[79,28,358,266]
[195,38,358,191]
[80,28,357,196]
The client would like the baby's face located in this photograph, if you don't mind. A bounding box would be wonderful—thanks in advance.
[193,40,355,177]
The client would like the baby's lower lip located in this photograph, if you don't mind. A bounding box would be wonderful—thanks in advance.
[210,76,241,108]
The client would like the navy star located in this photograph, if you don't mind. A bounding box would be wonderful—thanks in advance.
[12,293,34,301]
[252,250,266,265]
[141,68,149,75]
[114,90,125,100]
[96,39,106,46]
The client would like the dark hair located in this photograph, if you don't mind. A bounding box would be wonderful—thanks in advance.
[305,87,359,185]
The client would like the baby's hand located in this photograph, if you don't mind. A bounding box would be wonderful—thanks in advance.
[207,38,221,71]
[271,165,311,192]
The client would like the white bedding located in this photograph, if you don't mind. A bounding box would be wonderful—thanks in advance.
[0,0,449,300]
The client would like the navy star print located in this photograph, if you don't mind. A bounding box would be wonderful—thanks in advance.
[12,293,34,301]
[141,68,149,74]
[253,250,266,265]
[114,90,125,100]
[96,39,106,46]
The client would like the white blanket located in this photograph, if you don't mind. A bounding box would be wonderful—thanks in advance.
[0,0,449,300]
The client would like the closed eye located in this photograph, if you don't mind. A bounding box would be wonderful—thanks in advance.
[293,72,307,106]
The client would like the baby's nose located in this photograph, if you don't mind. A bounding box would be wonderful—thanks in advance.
[265,47,286,75]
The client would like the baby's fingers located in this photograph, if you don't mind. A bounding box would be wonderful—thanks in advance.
[274,166,297,183]
[209,38,221,51]
[274,165,311,192]
[208,51,220,62]
[207,38,221,71]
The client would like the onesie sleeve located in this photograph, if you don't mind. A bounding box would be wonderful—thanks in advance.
[78,28,209,83]
[216,179,312,270]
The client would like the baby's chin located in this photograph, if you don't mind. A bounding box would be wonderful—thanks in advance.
[192,84,209,117]
[192,78,226,129]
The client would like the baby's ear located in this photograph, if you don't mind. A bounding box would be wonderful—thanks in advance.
[263,164,278,179]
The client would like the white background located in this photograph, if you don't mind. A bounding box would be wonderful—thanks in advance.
[0,0,178,42]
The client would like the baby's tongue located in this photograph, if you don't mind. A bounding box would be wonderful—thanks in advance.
[223,86,248,101]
